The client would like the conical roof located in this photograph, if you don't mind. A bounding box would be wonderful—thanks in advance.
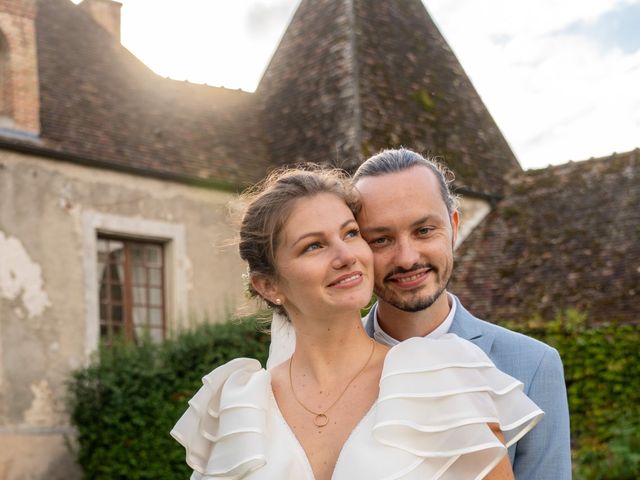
[258,0,521,195]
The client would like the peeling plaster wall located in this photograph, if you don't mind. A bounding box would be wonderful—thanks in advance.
[0,151,249,478]
[0,231,51,318]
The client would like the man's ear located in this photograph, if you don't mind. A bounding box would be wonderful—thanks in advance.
[450,210,460,248]
[251,273,282,305]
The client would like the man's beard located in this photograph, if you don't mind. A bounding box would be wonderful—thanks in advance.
[375,263,451,312]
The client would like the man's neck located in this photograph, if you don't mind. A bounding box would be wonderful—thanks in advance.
[376,291,452,341]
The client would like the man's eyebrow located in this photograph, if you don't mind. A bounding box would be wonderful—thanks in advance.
[291,218,357,246]
[360,225,390,234]
[361,215,443,234]
[411,215,443,227]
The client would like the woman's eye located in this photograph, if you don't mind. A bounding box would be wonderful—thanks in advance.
[345,228,360,239]
[303,242,322,253]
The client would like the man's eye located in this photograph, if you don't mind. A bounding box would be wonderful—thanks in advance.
[368,237,389,247]
[417,227,433,236]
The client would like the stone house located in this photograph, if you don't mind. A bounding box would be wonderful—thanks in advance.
[0,0,637,478]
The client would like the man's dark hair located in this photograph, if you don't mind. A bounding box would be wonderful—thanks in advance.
[353,148,458,214]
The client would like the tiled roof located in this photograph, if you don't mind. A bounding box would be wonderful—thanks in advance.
[257,0,521,194]
[450,149,640,324]
[3,0,519,194]
[33,0,268,188]
[256,0,362,170]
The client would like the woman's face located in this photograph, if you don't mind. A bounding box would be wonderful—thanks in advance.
[271,193,374,320]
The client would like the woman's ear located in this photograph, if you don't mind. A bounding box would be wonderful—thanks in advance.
[251,273,283,305]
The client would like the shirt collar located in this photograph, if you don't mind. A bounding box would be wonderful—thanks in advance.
[373,292,456,347]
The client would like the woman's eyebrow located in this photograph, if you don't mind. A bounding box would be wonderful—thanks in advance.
[291,218,356,246]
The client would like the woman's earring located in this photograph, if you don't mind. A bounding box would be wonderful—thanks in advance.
[275,298,282,305]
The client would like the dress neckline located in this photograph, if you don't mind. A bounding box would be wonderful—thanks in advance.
[266,369,380,480]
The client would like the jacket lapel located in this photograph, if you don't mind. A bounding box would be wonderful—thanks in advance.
[448,294,495,355]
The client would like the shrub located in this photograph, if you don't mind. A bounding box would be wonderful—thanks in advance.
[69,310,639,479]
[68,316,270,480]
[501,310,640,480]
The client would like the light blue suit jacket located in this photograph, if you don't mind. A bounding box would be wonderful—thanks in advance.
[364,294,572,480]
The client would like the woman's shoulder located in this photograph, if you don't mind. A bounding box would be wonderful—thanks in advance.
[370,334,544,478]
[383,333,493,371]
[171,357,270,478]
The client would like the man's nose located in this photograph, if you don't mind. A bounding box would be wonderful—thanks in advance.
[331,241,357,269]
[393,237,420,269]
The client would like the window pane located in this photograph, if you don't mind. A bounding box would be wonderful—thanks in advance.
[111,284,122,302]
[133,307,147,327]
[149,308,162,328]
[108,264,123,283]
[133,287,146,305]
[146,245,162,267]
[100,303,108,321]
[148,268,161,287]
[97,260,108,283]
[131,244,145,265]
[133,266,146,285]
[149,288,162,307]
[150,328,163,343]
[134,326,148,343]
[112,323,123,336]
[99,280,109,302]
[97,239,110,263]
[112,305,123,324]
[107,241,124,263]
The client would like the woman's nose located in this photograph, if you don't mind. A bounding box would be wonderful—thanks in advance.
[331,242,357,269]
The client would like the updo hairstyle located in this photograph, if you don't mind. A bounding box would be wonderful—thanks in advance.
[239,165,359,316]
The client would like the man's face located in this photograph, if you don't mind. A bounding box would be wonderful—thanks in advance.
[355,166,459,312]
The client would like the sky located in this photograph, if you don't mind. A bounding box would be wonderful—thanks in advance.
[109,0,640,170]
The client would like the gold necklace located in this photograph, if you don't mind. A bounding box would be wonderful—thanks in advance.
[288,338,376,428]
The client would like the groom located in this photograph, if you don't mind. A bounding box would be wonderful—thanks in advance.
[354,149,571,480]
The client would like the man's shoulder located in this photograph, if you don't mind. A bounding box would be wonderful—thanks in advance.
[466,315,564,391]
[474,316,555,356]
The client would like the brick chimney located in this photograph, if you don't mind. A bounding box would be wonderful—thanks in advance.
[0,0,40,135]
[80,0,122,41]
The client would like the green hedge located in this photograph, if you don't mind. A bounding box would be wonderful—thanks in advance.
[68,317,270,480]
[501,310,640,479]
[68,311,639,479]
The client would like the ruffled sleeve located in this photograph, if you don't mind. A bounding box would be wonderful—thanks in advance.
[170,358,270,480]
[372,334,544,480]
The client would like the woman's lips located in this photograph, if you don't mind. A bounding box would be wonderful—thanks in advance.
[328,271,363,288]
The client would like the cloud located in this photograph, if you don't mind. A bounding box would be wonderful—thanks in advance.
[560,2,640,54]
[245,0,299,38]
[425,0,640,168]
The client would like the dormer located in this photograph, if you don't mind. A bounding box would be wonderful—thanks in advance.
[0,0,40,135]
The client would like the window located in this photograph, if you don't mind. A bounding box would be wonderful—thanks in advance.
[97,236,165,344]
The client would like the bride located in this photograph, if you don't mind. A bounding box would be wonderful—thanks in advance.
[171,166,542,479]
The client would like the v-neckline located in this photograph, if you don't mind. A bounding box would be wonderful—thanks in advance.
[267,372,379,480]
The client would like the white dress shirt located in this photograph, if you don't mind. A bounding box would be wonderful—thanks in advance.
[373,292,456,346]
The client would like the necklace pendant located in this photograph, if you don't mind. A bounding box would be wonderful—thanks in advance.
[314,413,329,427]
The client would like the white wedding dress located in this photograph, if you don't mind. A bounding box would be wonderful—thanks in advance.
[171,334,543,480]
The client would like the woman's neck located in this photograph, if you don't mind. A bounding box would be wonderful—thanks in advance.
[289,311,373,387]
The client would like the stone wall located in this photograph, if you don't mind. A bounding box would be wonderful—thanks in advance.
[0,150,250,479]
